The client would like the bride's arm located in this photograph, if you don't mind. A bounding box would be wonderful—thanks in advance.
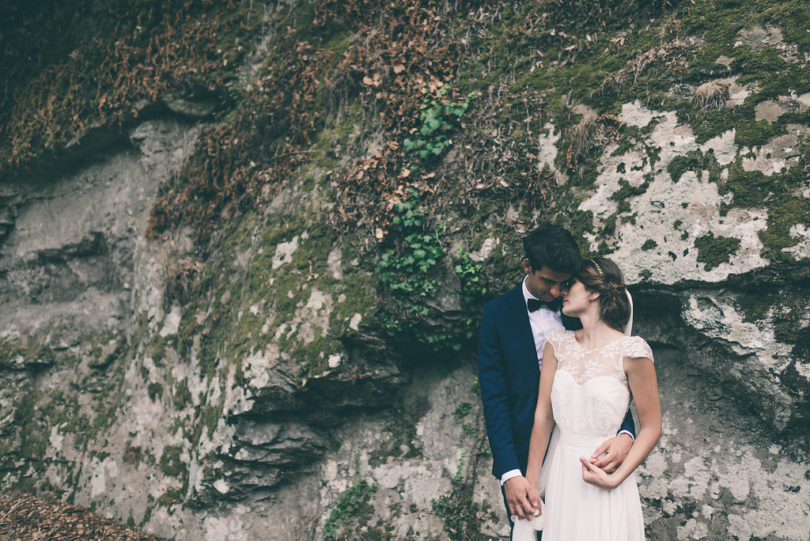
[581,354,661,488]
[525,342,558,497]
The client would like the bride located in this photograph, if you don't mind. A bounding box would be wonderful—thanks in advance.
[523,257,661,540]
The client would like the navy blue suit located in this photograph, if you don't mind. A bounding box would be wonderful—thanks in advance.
[478,284,635,480]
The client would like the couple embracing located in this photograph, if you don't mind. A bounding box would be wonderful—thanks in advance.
[478,224,661,540]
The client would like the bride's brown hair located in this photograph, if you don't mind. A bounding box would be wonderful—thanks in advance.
[575,256,630,332]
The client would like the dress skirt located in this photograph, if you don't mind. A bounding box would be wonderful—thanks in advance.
[542,430,645,541]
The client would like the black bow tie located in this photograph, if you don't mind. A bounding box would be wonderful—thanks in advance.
[527,298,559,312]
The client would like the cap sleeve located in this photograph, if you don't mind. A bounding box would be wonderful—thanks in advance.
[623,336,653,362]
[545,328,567,353]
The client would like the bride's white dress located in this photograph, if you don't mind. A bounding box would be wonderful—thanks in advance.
[541,329,653,541]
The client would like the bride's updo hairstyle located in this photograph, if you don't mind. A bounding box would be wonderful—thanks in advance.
[576,256,630,332]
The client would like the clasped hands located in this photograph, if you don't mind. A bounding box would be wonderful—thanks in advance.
[505,433,633,518]
[579,432,633,489]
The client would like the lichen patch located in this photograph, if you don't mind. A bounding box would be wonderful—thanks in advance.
[702,130,736,166]
[783,223,810,259]
[469,237,498,262]
[620,100,663,128]
[159,304,182,337]
[735,25,785,53]
[577,105,778,282]
[327,246,343,279]
[538,122,566,185]
[271,236,299,269]
[741,125,810,175]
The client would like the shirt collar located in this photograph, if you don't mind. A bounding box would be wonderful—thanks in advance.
[522,275,561,313]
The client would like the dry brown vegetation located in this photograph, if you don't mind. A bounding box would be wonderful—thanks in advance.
[1,1,258,175]
[691,80,729,110]
[566,113,622,170]
[147,0,476,245]
[148,0,566,246]
[0,492,160,540]
[594,44,691,98]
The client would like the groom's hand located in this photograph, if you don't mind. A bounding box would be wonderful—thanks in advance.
[590,433,633,472]
[504,476,539,519]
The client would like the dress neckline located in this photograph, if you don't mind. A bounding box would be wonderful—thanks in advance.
[568,330,628,352]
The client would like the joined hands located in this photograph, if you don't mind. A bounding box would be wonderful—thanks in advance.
[588,432,633,472]
[504,476,541,519]
[507,434,632,514]
[580,433,633,488]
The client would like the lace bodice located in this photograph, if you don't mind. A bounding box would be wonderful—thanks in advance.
[546,329,653,438]
[547,330,653,386]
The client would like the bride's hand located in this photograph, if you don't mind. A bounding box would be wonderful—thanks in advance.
[590,433,633,472]
[526,485,542,516]
[504,476,540,518]
[579,456,618,488]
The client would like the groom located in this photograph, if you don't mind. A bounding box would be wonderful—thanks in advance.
[477,223,635,527]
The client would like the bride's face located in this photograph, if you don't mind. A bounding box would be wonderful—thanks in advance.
[561,279,597,316]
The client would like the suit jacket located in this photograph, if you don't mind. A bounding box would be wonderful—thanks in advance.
[478,284,635,479]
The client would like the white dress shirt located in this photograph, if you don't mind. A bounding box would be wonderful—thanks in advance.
[522,277,564,371]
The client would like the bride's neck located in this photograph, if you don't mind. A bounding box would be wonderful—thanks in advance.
[575,315,620,348]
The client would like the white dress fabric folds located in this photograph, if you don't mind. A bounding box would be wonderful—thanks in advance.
[541,329,653,541]
[511,514,544,541]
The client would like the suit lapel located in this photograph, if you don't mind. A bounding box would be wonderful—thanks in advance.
[504,286,540,379]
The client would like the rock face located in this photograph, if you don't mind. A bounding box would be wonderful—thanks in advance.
[2,2,810,541]
[569,100,810,433]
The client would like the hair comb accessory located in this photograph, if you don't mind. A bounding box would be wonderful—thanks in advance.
[591,259,604,276]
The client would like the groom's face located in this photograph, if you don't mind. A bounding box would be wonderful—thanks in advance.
[523,260,571,302]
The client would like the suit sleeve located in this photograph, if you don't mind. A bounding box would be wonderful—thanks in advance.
[619,407,636,437]
[478,301,520,478]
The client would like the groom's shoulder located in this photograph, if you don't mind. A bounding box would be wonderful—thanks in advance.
[484,284,521,312]
[562,314,582,330]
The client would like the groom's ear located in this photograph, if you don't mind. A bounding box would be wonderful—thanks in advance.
[522,258,532,274]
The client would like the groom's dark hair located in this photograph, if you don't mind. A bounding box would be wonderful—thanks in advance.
[522,223,582,274]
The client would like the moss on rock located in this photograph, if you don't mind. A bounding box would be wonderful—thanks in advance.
[694,232,741,270]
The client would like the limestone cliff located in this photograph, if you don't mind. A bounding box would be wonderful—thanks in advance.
[1,1,809,539]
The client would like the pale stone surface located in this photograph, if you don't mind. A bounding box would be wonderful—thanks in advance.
[701,129,736,166]
[0,120,200,337]
[681,293,794,368]
[742,126,810,174]
[636,346,810,541]
[784,223,810,259]
[327,245,343,279]
[575,103,809,285]
[272,235,299,269]
[735,25,783,52]
[160,304,182,337]
[537,122,567,185]
[470,236,498,262]
[620,100,663,128]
